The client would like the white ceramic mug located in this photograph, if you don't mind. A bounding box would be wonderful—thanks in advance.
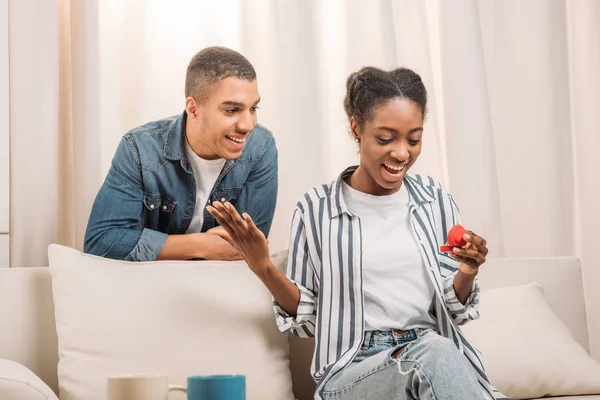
[107,373,186,400]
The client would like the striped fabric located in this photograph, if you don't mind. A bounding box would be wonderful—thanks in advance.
[274,166,508,399]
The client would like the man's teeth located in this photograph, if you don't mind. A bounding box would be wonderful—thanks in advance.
[227,136,245,143]
[384,163,405,171]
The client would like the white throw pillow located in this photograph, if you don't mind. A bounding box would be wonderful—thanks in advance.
[0,359,59,400]
[461,282,600,399]
[48,244,294,400]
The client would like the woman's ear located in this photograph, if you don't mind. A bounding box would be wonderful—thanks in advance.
[349,117,360,142]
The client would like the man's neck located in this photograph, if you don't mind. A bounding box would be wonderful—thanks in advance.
[185,120,220,160]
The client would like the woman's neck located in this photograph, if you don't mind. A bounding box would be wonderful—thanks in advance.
[348,165,401,196]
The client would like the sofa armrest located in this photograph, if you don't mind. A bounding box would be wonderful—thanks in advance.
[0,359,58,400]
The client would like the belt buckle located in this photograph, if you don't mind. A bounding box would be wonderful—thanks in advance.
[392,329,416,343]
[393,329,410,338]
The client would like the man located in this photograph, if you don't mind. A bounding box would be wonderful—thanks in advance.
[84,46,278,261]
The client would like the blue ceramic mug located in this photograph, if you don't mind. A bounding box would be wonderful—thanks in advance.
[187,375,245,400]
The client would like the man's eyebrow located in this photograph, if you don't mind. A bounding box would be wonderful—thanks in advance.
[221,101,245,107]
[220,98,261,107]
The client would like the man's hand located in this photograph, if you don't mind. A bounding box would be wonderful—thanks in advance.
[207,226,232,241]
[156,231,242,261]
[198,232,243,261]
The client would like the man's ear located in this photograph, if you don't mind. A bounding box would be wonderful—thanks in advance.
[185,97,199,119]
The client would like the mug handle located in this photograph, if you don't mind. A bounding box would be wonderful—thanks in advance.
[168,384,187,397]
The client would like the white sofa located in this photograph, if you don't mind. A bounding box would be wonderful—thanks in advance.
[0,254,599,400]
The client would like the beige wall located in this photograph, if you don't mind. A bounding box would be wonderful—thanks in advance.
[567,0,600,360]
[4,0,600,355]
[0,0,8,268]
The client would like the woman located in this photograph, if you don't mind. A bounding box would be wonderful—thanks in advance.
[207,67,506,399]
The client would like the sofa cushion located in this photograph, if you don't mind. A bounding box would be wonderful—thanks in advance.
[461,282,600,399]
[48,244,294,400]
[0,267,59,393]
[0,359,58,400]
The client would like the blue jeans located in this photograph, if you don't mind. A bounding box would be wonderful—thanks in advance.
[320,329,481,399]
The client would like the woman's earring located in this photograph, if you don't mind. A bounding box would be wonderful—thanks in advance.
[354,138,359,143]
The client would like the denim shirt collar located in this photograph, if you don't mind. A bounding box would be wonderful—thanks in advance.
[162,110,187,161]
[162,110,235,176]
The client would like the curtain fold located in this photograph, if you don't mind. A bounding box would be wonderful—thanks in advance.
[566,0,600,358]
[439,0,506,257]
[9,0,599,358]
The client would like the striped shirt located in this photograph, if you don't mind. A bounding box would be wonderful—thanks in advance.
[274,166,507,400]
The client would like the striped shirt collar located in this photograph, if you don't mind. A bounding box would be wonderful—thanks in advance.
[329,166,436,219]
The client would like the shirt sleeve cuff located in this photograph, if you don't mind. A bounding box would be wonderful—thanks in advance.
[124,228,168,262]
[443,272,480,325]
[274,283,316,337]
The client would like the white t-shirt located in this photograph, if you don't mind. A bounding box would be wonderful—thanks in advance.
[185,140,226,233]
[342,180,437,331]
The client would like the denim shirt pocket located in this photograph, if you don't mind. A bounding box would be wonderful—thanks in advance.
[211,187,242,206]
[201,187,242,231]
[143,193,177,231]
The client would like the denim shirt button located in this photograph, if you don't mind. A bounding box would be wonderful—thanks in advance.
[162,205,167,211]
[221,197,226,202]
[185,209,191,215]
[149,204,155,209]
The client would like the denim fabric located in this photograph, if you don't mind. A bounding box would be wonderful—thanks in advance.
[353,329,421,364]
[320,329,481,400]
[84,111,278,262]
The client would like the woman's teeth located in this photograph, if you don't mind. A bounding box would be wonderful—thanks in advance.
[383,163,405,172]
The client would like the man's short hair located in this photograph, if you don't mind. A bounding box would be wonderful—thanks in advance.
[185,46,256,99]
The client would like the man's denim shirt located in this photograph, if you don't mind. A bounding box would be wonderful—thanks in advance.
[84,111,278,262]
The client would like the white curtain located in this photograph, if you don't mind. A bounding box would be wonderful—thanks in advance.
[9,0,600,357]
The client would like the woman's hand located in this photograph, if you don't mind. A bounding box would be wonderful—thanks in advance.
[206,201,270,275]
[450,230,489,275]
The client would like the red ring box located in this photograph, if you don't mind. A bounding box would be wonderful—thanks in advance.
[440,224,466,252]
